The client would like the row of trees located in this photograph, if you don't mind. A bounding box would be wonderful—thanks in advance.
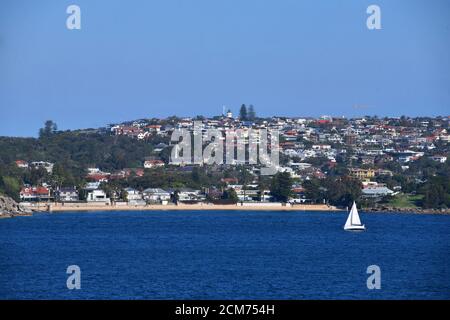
[239,104,257,121]
[303,176,362,207]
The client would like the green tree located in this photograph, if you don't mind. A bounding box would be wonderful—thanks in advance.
[270,172,292,202]
[222,188,238,203]
[39,120,58,138]
[247,105,256,121]
[28,167,48,186]
[239,104,248,121]
[422,178,449,209]
[1,176,21,201]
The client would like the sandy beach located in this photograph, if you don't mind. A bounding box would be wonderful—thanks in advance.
[23,202,341,213]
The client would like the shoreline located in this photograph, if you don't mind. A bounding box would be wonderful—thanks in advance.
[24,202,340,213]
[362,207,450,215]
[15,202,450,215]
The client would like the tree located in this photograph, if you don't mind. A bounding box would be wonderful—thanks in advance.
[247,105,256,121]
[222,188,238,203]
[1,176,21,201]
[172,189,180,203]
[122,189,128,202]
[39,120,58,138]
[303,178,325,203]
[237,167,252,201]
[239,104,248,121]
[303,176,362,207]
[270,172,292,202]
[28,167,48,186]
[421,177,449,209]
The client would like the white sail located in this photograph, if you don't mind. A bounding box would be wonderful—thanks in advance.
[350,202,362,225]
[344,207,353,229]
[344,202,365,231]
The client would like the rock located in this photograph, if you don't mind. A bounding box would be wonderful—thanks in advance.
[0,195,32,216]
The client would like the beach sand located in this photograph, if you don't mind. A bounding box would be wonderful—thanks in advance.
[26,203,341,213]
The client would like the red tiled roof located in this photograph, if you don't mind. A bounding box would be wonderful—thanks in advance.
[20,186,50,196]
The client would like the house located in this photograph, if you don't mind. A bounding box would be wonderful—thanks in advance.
[86,190,110,204]
[87,168,101,175]
[124,187,142,201]
[144,160,165,169]
[146,124,162,133]
[112,125,144,138]
[84,182,101,190]
[55,187,79,202]
[312,144,331,151]
[290,162,312,170]
[221,177,239,185]
[362,185,394,198]
[87,174,109,183]
[20,186,52,202]
[430,155,447,163]
[124,187,145,205]
[86,168,110,182]
[15,160,29,168]
[142,188,171,203]
[153,143,168,153]
[173,188,205,203]
[349,168,375,180]
[30,161,54,173]
[375,169,394,177]
[123,168,145,177]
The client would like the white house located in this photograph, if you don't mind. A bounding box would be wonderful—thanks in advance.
[124,187,143,201]
[55,187,79,202]
[30,161,54,173]
[312,144,331,151]
[361,182,394,198]
[430,155,447,163]
[175,188,205,202]
[124,187,145,205]
[142,188,171,203]
[144,160,165,169]
[84,182,101,190]
[87,190,110,204]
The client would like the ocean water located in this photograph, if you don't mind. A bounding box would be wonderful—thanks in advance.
[0,210,449,299]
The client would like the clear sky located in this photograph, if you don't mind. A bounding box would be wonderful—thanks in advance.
[0,0,449,137]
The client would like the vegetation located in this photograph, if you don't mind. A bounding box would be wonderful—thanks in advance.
[238,104,257,121]
[269,172,293,202]
[303,176,362,208]
[386,194,422,209]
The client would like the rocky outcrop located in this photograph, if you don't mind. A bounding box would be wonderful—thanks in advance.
[364,206,450,214]
[0,195,32,217]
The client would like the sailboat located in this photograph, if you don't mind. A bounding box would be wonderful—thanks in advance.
[344,202,366,231]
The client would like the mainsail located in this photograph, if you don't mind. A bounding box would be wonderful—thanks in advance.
[344,201,365,230]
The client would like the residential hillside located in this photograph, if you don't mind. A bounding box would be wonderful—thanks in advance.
[1,112,449,210]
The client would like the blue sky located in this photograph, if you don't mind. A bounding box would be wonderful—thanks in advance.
[0,0,449,137]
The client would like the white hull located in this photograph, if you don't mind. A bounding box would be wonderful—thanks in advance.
[344,224,366,231]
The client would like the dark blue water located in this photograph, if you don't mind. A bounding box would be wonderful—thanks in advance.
[0,210,449,299]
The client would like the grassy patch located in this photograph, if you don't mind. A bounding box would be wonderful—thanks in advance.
[388,194,423,208]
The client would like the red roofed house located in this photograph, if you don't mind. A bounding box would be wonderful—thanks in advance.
[15,160,29,168]
[87,174,109,182]
[221,177,239,185]
[20,186,51,202]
